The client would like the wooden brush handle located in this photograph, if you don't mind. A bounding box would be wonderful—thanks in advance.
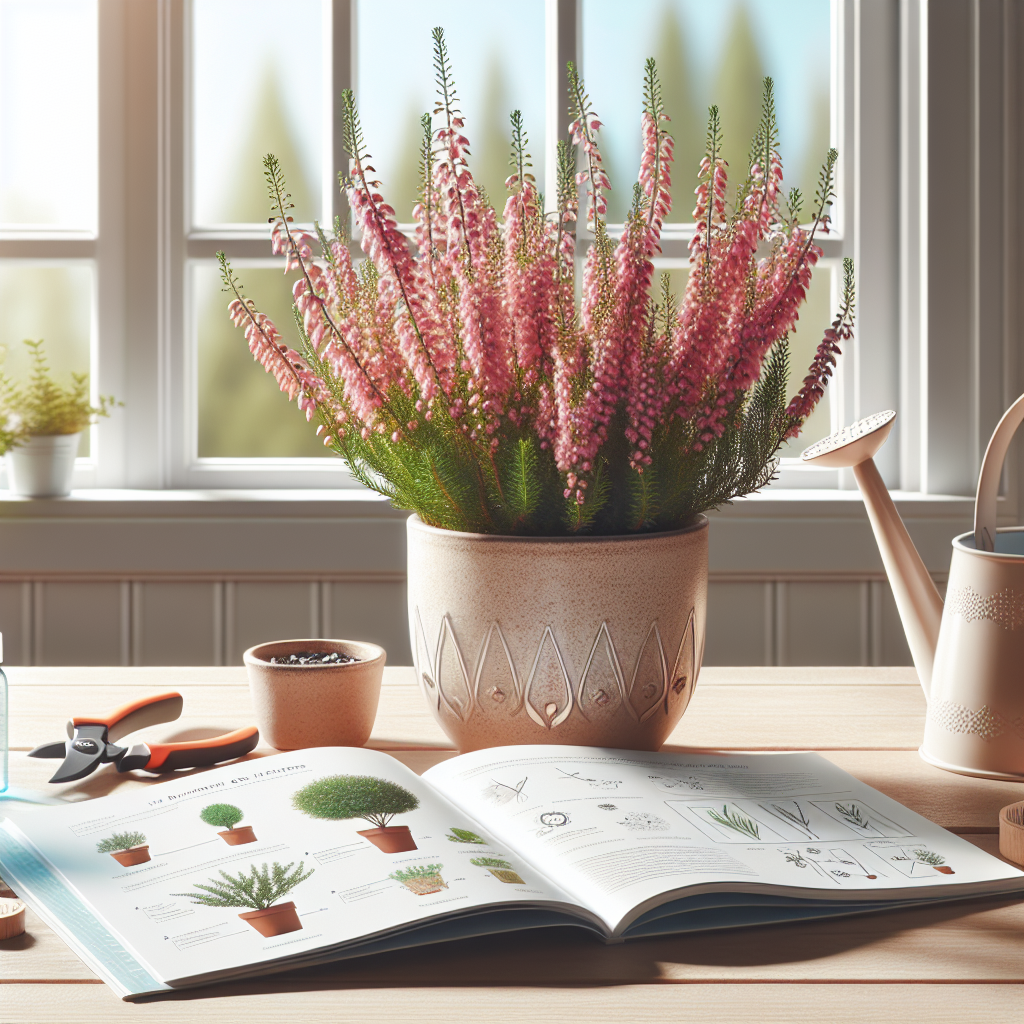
[998,800,1024,867]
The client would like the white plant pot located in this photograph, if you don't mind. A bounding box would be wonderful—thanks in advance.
[6,433,81,498]
[406,514,708,752]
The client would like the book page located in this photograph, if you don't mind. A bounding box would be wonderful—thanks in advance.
[424,745,1024,933]
[0,747,583,985]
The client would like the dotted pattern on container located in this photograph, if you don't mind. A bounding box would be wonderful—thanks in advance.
[945,585,1024,632]
[929,699,1024,742]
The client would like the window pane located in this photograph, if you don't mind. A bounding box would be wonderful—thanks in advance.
[191,0,324,228]
[194,263,331,458]
[357,0,546,223]
[0,263,94,455]
[0,0,98,231]
[582,0,831,223]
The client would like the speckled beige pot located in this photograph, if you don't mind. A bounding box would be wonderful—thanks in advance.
[243,639,385,750]
[407,515,708,752]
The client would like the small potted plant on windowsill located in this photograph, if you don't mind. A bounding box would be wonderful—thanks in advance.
[174,860,314,937]
[200,802,257,846]
[292,774,420,852]
[0,338,120,498]
[96,830,150,867]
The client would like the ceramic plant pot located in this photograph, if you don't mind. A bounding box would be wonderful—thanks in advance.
[6,433,81,498]
[243,639,385,750]
[110,845,151,867]
[356,825,417,853]
[406,515,708,752]
[238,901,302,937]
[218,826,257,846]
[933,865,955,875]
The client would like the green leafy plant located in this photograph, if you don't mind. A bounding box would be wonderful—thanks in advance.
[446,827,485,844]
[200,803,244,830]
[834,803,870,830]
[469,857,512,869]
[912,848,946,866]
[706,805,761,840]
[388,863,444,883]
[173,861,313,911]
[292,775,420,829]
[95,831,146,854]
[0,338,120,452]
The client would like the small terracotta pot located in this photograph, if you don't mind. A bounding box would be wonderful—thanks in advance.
[238,901,302,937]
[933,865,955,874]
[356,825,417,853]
[488,868,524,884]
[399,875,447,895]
[244,639,385,750]
[219,826,257,846]
[111,845,151,867]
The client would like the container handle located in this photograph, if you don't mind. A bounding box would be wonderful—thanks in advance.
[975,393,1024,551]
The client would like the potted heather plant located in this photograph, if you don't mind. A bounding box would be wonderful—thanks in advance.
[0,338,119,497]
[470,856,524,884]
[292,775,420,852]
[200,802,257,846]
[220,30,855,752]
[96,830,150,867]
[389,863,447,896]
[174,860,314,937]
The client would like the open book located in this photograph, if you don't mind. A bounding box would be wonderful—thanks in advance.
[1,744,1021,999]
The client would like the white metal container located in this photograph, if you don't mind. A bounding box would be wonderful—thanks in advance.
[6,433,81,498]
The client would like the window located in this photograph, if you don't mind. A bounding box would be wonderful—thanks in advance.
[0,0,1016,506]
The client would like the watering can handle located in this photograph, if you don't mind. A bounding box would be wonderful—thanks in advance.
[974,393,1024,551]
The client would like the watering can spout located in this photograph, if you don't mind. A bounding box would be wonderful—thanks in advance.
[801,412,943,695]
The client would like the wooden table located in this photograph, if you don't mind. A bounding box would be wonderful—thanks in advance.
[2,666,1021,1023]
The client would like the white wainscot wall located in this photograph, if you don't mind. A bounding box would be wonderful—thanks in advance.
[0,489,979,669]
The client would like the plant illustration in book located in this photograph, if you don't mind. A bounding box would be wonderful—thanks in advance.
[96,830,150,867]
[446,827,485,844]
[649,774,704,792]
[556,768,621,790]
[293,775,420,853]
[782,847,880,885]
[761,801,816,839]
[535,810,570,836]
[200,803,257,846]
[667,801,785,843]
[866,843,954,877]
[173,860,314,937]
[618,811,669,832]
[483,775,528,806]
[470,856,524,884]
[810,798,911,839]
[707,805,761,839]
[389,863,448,895]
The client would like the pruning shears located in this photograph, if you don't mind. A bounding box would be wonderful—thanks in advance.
[28,691,259,783]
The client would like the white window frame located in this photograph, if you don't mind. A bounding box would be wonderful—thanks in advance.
[1,0,1019,520]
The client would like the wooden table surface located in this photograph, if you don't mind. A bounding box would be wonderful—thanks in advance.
[1,665,1021,1023]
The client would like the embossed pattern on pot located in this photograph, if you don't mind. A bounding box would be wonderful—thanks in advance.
[406,515,708,751]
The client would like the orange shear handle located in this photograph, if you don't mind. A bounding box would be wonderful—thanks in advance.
[69,691,184,743]
[142,726,260,772]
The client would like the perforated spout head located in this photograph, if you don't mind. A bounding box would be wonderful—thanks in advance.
[800,410,896,469]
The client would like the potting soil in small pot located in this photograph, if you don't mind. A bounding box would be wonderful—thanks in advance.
[238,901,302,937]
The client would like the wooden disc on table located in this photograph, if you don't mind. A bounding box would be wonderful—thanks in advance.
[0,898,26,939]
[999,800,1024,867]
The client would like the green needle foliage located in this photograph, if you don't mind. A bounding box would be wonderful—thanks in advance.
[0,339,120,453]
[292,775,420,829]
[447,827,485,844]
[706,805,761,840]
[912,848,946,866]
[96,831,147,854]
[200,803,245,830]
[835,803,870,829]
[469,857,513,869]
[389,863,444,883]
[173,861,313,911]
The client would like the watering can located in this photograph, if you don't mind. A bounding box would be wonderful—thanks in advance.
[802,397,1024,781]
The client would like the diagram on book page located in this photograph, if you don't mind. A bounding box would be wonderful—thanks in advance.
[780,847,884,885]
[753,800,866,842]
[555,768,621,790]
[666,801,787,843]
[617,811,670,833]
[810,799,913,839]
[865,842,956,878]
[482,775,529,806]
[648,774,704,792]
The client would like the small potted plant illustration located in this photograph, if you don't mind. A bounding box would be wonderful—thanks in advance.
[292,775,420,853]
[446,827,485,844]
[173,860,314,937]
[470,857,524,884]
[389,863,447,896]
[96,831,150,867]
[200,803,257,846]
[913,849,954,874]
